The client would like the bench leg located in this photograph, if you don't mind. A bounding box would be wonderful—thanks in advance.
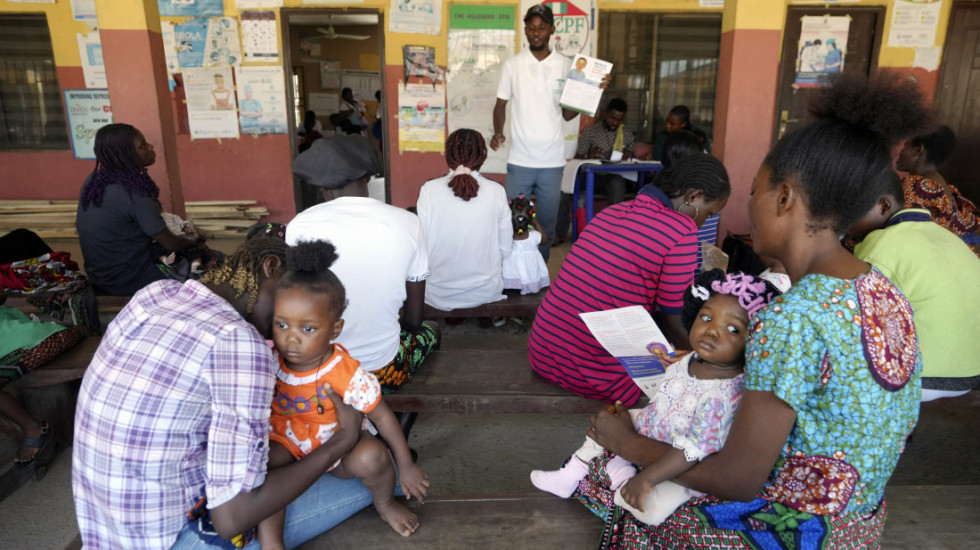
[397,411,419,439]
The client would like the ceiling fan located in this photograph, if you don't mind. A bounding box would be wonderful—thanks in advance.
[317,17,370,40]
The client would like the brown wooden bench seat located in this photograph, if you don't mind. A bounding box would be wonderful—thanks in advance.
[422,291,545,319]
[385,348,604,414]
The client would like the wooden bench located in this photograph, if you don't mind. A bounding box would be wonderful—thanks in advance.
[422,291,545,319]
[385,348,603,414]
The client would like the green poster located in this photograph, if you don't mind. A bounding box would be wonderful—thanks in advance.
[449,5,515,30]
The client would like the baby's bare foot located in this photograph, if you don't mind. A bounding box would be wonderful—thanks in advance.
[376,499,419,537]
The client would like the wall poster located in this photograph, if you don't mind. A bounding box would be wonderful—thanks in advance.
[203,17,243,66]
[157,0,223,17]
[77,30,106,88]
[184,67,240,139]
[398,82,446,152]
[888,0,943,47]
[63,89,113,159]
[175,18,208,69]
[447,5,515,173]
[389,0,442,35]
[235,66,288,134]
[241,11,280,63]
[793,15,849,88]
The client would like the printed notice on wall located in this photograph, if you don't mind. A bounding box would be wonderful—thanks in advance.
[390,0,442,35]
[203,17,243,66]
[175,19,208,69]
[184,67,240,139]
[398,83,446,152]
[64,89,113,159]
[237,0,282,7]
[793,15,849,88]
[158,0,223,17]
[235,66,288,134]
[77,31,107,88]
[888,0,943,47]
[241,11,280,63]
[71,0,97,20]
[447,4,515,174]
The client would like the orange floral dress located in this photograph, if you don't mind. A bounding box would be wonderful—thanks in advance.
[903,174,980,257]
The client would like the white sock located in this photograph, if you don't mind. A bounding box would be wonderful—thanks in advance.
[530,456,589,498]
[605,455,638,491]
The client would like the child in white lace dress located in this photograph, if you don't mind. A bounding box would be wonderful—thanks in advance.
[502,194,550,294]
[530,270,780,525]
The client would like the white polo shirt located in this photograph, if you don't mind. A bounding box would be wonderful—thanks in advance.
[286,197,429,371]
[497,50,571,168]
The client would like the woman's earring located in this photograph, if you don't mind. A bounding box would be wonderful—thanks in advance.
[679,201,700,221]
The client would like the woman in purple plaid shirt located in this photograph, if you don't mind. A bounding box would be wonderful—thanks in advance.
[73,238,378,550]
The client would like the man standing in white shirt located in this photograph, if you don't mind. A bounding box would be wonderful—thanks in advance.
[288,135,439,396]
[491,4,577,262]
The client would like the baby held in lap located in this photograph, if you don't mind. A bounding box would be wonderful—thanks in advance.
[259,240,429,549]
[531,270,780,525]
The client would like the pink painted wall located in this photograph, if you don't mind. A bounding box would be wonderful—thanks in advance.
[712,28,783,238]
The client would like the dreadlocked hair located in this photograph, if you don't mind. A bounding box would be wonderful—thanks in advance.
[444,129,487,201]
[509,194,536,235]
[278,240,347,318]
[681,269,782,332]
[80,123,160,211]
[200,237,288,314]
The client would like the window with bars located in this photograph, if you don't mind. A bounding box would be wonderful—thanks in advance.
[0,14,69,150]
[598,13,722,144]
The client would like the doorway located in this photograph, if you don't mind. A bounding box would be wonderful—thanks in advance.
[772,7,884,142]
[936,2,980,203]
[281,9,386,212]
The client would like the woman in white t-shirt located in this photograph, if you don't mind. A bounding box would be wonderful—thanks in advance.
[417,129,513,311]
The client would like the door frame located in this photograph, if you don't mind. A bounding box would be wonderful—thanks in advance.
[280,8,387,212]
[771,6,885,144]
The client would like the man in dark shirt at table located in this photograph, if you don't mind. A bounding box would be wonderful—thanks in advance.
[555,98,635,244]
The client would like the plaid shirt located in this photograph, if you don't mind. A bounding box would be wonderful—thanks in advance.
[73,280,276,550]
[576,121,635,159]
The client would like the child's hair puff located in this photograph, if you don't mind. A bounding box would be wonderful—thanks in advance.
[509,194,536,235]
[278,240,347,317]
[681,269,782,332]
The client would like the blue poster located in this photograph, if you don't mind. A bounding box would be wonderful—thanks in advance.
[63,90,113,160]
[175,19,208,69]
[158,0,223,17]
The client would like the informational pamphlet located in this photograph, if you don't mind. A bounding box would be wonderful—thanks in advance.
[580,306,674,400]
[559,54,612,116]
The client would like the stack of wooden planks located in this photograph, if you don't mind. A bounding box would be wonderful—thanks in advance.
[0,199,269,240]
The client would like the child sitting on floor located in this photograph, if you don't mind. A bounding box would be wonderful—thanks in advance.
[530,269,780,525]
[258,240,429,549]
[502,194,550,295]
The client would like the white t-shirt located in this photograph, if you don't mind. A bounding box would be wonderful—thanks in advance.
[497,50,571,168]
[417,171,513,310]
[286,197,429,371]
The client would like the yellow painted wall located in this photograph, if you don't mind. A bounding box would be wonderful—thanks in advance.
[2,0,965,86]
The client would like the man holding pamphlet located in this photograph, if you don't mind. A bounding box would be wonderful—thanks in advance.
[491,3,610,262]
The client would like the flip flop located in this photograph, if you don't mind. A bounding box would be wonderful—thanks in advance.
[14,421,55,473]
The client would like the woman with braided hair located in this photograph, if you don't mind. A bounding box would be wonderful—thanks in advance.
[76,123,205,295]
[74,237,376,549]
[416,128,513,310]
[529,153,730,406]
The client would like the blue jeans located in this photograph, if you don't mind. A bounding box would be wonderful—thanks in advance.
[169,473,379,550]
[505,163,563,262]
